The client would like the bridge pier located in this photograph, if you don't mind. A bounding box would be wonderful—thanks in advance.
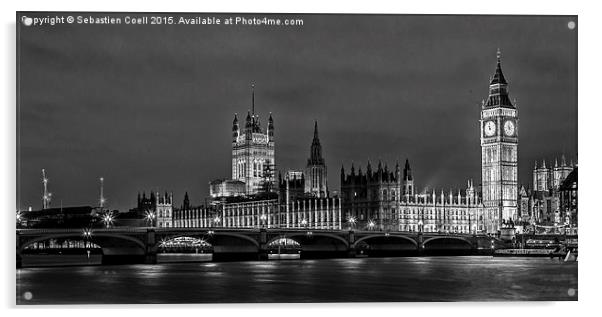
[144,253,157,264]
[144,229,157,264]
[417,233,424,256]
[16,233,22,268]
[258,228,268,261]
[347,230,356,258]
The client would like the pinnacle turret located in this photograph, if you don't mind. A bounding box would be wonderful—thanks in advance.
[403,158,413,181]
[484,49,514,109]
[490,48,508,85]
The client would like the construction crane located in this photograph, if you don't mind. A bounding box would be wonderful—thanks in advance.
[99,177,106,208]
[41,169,52,209]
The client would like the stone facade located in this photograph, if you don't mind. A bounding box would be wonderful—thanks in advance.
[172,196,342,230]
[480,50,519,232]
[305,121,328,198]
[341,160,484,233]
[134,191,173,228]
[230,86,275,195]
[518,157,576,227]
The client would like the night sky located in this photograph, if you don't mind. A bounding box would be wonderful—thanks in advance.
[17,13,577,212]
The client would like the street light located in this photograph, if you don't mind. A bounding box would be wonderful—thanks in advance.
[82,228,93,249]
[418,220,423,233]
[82,228,93,239]
[102,211,114,228]
[145,210,155,227]
[16,211,23,227]
[260,214,267,229]
[347,216,356,231]
[368,220,375,231]
[301,218,308,229]
[213,216,221,228]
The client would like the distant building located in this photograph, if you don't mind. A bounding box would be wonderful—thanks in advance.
[231,86,275,195]
[341,160,484,233]
[173,205,214,228]
[340,161,401,230]
[18,206,98,228]
[209,179,246,198]
[559,167,577,232]
[174,195,341,230]
[305,121,328,197]
[520,157,576,226]
[480,49,519,232]
[533,156,573,192]
[128,191,173,228]
[279,171,305,201]
[174,115,340,230]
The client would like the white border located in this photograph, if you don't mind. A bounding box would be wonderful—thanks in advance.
[2,0,600,316]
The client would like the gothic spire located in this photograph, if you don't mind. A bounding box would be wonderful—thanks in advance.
[181,192,190,209]
[251,83,255,116]
[490,48,508,85]
[232,113,239,132]
[403,158,413,181]
[484,49,514,109]
[308,121,324,165]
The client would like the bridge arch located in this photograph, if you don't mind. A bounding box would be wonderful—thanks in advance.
[212,232,260,248]
[286,232,349,248]
[422,236,473,249]
[266,236,302,247]
[155,232,260,248]
[19,232,146,253]
[353,234,418,248]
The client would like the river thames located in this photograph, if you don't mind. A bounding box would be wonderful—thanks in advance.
[16,256,577,304]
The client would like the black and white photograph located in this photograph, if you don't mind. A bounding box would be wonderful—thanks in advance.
[14,9,580,306]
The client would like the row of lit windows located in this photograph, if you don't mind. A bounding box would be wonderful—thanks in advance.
[401,209,472,216]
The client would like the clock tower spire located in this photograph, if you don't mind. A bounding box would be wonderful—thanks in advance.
[480,49,519,233]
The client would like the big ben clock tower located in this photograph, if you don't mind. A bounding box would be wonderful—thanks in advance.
[480,49,518,233]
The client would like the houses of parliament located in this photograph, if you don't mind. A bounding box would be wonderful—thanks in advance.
[166,51,577,235]
[19,51,577,235]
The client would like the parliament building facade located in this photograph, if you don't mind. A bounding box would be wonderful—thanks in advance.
[169,51,576,235]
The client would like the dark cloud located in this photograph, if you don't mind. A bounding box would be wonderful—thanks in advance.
[17,13,577,212]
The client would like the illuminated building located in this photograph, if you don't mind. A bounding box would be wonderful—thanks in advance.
[480,49,519,232]
[341,160,484,233]
[230,85,275,195]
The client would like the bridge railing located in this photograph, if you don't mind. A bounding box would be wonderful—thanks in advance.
[16,227,492,238]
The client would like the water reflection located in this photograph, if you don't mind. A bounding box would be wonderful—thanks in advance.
[16,256,577,304]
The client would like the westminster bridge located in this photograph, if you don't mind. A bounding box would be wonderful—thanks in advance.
[16,227,549,267]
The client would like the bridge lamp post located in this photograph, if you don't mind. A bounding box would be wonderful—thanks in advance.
[102,212,114,229]
[82,228,92,249]
[418,220,423,233]
[368,220,375,231]
[301,218,308,230]
[145,211,156,227]
[16,211,23,228]
[347,217,356,231]
[213,216,221,228]
[260,214,267,229]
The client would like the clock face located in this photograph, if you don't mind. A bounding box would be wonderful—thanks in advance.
[484,121,496,137]
[504,120,515,136]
